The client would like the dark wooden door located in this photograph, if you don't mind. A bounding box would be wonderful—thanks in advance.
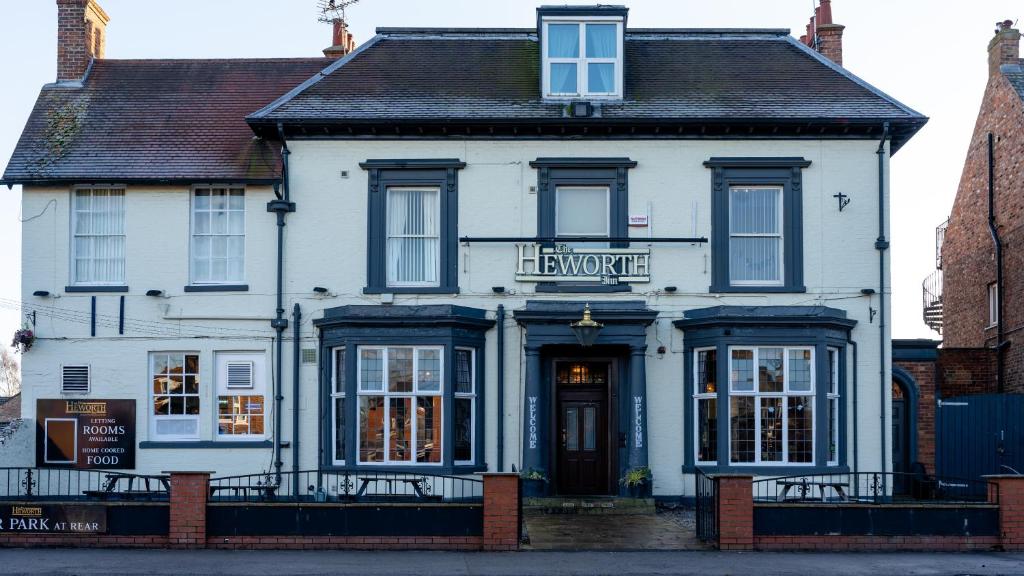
[892,381,909,494]
[555,361,610,495]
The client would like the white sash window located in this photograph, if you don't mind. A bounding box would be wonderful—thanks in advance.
[71,188,125,285]
[191,187,245,284]
[728,186,783,286]
[386,187,440,287]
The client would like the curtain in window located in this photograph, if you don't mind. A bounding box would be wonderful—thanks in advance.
[729,187,782,283]
[386,188,439,286]
[548,24,579,57]
[549,63,577,94]
[73,189,125,284]
[191,188,244,284]
[588,63,615,93]
[585,24,616,57]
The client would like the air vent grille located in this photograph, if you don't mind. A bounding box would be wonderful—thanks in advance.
[226,361,254,389]
[61,365,90,394]
[302,348,317,364]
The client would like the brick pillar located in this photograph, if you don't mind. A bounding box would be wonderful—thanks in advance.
[482,473,520,551]
[986,475,1024,551]
[816,24,845,66]
[716,474,754,551]
[167,472,211,550]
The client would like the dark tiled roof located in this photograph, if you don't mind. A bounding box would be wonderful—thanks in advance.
[253,30,924,125]
[1004,63,1024,101]
[2,58,331,185]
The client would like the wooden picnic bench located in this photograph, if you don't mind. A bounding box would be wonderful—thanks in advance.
[778,479,849,502]
[83,473,169,499]
[355,476,437,500]
[209,484,278,499]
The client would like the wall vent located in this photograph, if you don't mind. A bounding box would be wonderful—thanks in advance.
[226,361,254,389]
[302,348,317,364]
[61,365,91,394]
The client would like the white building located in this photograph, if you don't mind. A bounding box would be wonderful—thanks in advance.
[3,1,926,499]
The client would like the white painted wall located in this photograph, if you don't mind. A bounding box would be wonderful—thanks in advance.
[18,138,892,497]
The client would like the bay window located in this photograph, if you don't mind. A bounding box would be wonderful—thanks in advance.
[71,187,125,286]
[828,347,840,465]
[454,348,476,464]
[694,348,718,464]
[357,346,443,465]
[332,349,347,465]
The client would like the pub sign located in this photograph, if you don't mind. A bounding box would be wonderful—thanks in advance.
[35,399,136,469]
[0,504,106,534]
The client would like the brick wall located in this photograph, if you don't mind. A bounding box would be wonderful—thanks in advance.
[937,348,998,397]
[716,475,754,551]
[482,473,521,551]
[990,476,1024,550]
[167,472,209,549]
[894,359,937,470]
[941,24,1024,394]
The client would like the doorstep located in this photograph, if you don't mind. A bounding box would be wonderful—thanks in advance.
[523,496,655,515]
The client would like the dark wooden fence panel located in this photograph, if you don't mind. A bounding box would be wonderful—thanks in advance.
[938,394,1024,495]
[754,505,999,537]
[207,503,483,538]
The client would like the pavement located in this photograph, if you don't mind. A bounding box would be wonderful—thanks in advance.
[1,549,1023,576]
[523,507,706,550]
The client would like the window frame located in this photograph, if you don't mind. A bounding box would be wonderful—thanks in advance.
[827,347,840,466]
[693,347,718,466]
[541,18,624,100]
[726,346,816,466]
[149,352,201,442]
[988,282,999,328]
[214,352,267,442]
[453,347,476,466]
[189,185,246,286]
[360,160,465,295]
[70,185,127,287]
[331,348,347,466]
[355,345,445,466]
[384,185,442,288]
[727,186,785,287]
[705,158,811,293]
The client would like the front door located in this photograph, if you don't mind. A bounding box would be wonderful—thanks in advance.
[555,361,610,495]
[892,381,909,494]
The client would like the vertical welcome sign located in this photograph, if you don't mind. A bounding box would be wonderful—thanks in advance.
[35,399,136,469]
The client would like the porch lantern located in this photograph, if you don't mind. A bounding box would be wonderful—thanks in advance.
[570,303,604,347]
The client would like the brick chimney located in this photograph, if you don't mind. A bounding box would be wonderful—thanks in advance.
[56,0,109,82]
[799,0,845,66]
[989,20,1021,77]
[323,19,356,58]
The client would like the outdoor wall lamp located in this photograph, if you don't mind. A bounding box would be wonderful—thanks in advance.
[145,290,164,297]
[570,303,603,347]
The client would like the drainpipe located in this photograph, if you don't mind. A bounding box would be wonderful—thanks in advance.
[848,337,859,496]
[496,304,505,472]
[987,133,1005,393]
[876,122,890,495]
[267,122,296,482]
[292,303,302,496]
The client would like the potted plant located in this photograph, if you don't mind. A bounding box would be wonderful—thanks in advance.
[619,466,652,498]
[11,325,35,354]
[520,468,548,497]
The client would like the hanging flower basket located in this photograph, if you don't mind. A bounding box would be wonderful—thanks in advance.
[11,326,35,353]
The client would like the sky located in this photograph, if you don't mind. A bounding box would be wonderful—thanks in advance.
[0,0,1020,353]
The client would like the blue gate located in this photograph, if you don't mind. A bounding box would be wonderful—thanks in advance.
[937,394,1024,496]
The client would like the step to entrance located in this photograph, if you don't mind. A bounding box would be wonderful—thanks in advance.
[524,496,655,515]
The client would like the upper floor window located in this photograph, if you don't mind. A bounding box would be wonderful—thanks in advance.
[542,19,623,99]
[705,158,811,293]
[71,187,125,285]
[988,282,999,327]
[360,159,465,295]
[190,187,245,285]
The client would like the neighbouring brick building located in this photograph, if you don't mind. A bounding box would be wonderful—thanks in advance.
[925,20,1024,393]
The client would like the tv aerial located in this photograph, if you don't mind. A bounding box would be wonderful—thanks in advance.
[318,0,360,24]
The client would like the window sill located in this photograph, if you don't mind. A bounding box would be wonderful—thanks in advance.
[140,440,273,449]
[684,464,849,476]
[321,463,488,475]
[65,285,129,293]
[184,284,249,293]
[709,285,807,294]
[362,286,460,295]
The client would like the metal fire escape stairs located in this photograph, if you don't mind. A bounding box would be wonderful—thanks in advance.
[922,220,947,334]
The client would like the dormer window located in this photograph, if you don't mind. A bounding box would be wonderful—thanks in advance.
[540,7,625,100]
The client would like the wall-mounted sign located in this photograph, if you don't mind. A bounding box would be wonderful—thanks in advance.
[628,214,649,227]
[36,399,136,469]
[515,244,651,283]
[0,504,106,534]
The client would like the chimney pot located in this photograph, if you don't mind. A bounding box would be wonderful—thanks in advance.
[323,19,356,59]
[799,1,844,66]
[988,20,1021,77]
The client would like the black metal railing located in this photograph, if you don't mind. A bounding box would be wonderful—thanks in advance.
[0,468,170,501]
[752,471,994,505]
[694,467,718,543]
[208,470,483,503]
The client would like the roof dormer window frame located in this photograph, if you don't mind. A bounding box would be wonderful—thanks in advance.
[541,16,624,101]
